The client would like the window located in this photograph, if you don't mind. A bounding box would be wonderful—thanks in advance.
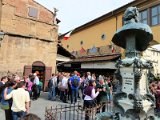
[101,34,106,40]
[80,41,83,45]
[139,10,148,24]
[151,5,160,25]
[28,7,38,18]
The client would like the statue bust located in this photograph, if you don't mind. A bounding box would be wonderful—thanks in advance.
[112,6,153,51]
[123,7,139,24]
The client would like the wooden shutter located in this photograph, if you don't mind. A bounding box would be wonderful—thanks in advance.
[44,67,52,91]
[23,65,32,76]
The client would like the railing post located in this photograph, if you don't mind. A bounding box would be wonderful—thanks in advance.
[69,103,71,120]
[55,106,57,120]
[65,104,67,120]
[73,103,75,120]
[60,105,62,120]
[77,102,79,120]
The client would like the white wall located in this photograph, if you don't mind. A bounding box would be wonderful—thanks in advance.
[143,47,160,77]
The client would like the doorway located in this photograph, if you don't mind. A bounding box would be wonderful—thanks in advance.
[24,61,52,91]
[32,61,45,90]
[32,66,45,82]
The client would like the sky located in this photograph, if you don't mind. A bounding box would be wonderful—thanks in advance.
[35,0,160,50]
[35,0,133,34]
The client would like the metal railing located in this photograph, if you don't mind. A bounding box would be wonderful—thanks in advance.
[45,102,113,120]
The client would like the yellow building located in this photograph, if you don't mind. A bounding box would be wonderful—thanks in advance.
[58,0,160,74]
[60,0,160,52]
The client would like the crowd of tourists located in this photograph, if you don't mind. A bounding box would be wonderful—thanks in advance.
[48,71,160,119]
[48,71,113,103]
[1,70,160,120]
[0,72,42,120]
[48,71,113,120]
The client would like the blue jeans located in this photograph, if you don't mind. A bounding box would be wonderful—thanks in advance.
[107,93,112,101]
[71,88,78,103]
[48,87,56,100]
[12,111,26,120]
[60,89,67,102]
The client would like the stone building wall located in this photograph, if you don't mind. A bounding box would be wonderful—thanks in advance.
[0,1,2,30]
[0,0,58,77]
[1,0,57,41]
[0,35,57,76]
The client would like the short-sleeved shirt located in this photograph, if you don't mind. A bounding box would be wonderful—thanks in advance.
[69,75,80,89]
[33,76,39,85]
[51,77,57,87]
[5,88,30,112]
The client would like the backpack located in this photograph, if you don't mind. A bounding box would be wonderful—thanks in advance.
[72,76,79,87]
[48,79,53,88]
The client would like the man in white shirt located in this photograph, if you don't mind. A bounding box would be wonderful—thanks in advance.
[33,73,40,100]
[60,73,68,103]
[33,73,39,85]
[4,81,30,120]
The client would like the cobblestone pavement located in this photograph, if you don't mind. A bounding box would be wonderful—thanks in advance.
[0,92,83,120]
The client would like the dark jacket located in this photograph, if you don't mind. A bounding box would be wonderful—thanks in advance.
[96,83,109,103]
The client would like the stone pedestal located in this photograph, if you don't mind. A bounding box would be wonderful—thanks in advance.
[113,57,155,120]
[111,7,159,120]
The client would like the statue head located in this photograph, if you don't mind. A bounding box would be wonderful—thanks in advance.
[123,7,139,24]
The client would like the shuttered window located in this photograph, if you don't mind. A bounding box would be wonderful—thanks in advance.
[28,7,38,18]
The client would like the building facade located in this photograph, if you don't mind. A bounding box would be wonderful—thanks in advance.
[59,0,160,74]
[60,0,160,52]
[143,47,160,77]
[0,0,58,90]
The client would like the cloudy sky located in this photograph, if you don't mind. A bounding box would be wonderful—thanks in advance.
[35,0,133,33]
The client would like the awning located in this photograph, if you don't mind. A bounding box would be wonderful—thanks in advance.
[56,54,72,62]
[71,54,120,63]
[81,61,117,69]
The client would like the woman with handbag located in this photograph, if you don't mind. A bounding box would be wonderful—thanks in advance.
[84,80,100,120]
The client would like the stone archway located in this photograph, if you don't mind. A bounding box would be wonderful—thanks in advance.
[32,61,52,91]
[32,61,45,67]
[32,61,45,88]
[24,61,52,91]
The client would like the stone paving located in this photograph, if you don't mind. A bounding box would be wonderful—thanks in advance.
[0,92,82,120]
